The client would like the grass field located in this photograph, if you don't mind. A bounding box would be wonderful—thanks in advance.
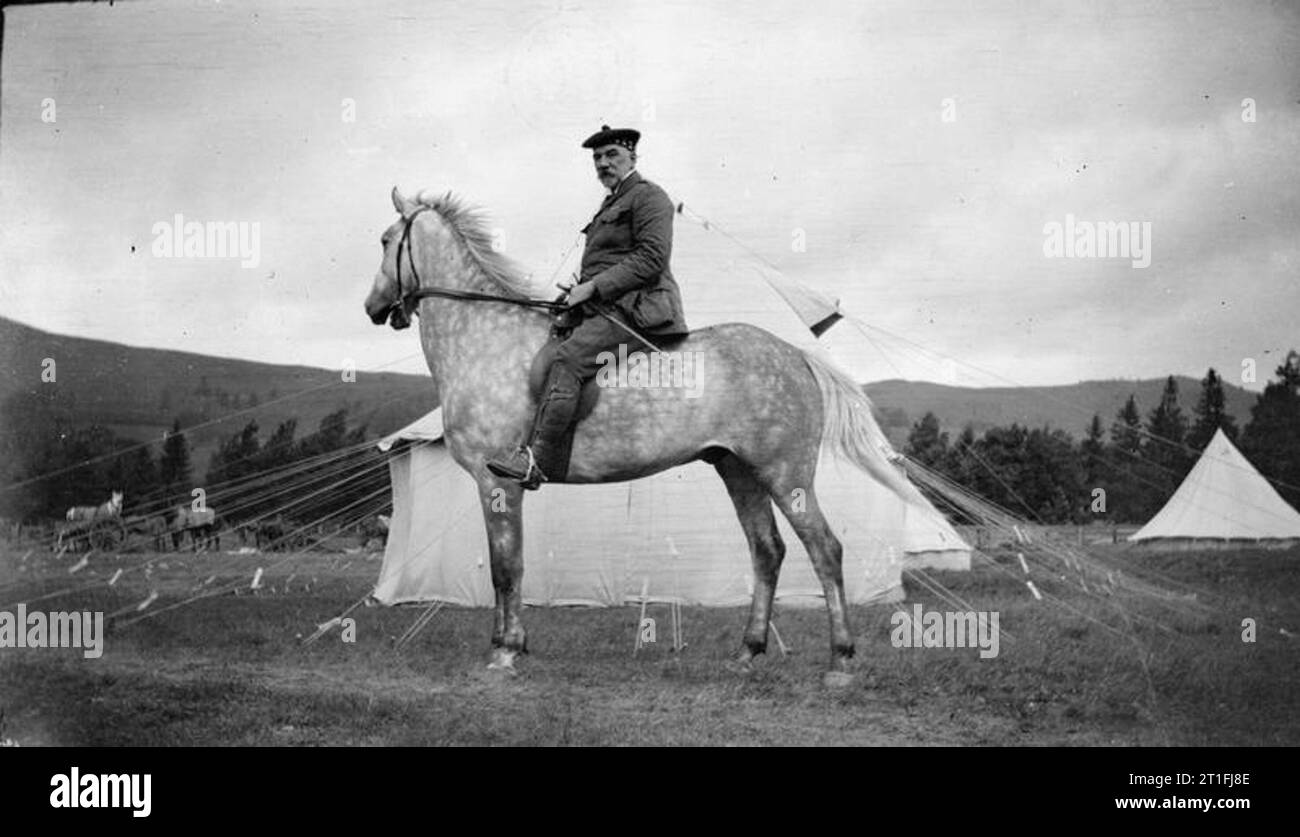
[0,541,1296,746]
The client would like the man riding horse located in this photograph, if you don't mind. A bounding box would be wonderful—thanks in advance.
[486,126,688,489]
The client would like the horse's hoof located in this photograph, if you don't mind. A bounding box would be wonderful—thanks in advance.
[725,649,762,676]
[823,670,854,689]
[486,649,519,675]
[724,657,754,676]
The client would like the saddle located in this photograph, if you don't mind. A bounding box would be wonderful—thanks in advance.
[527,307,691,422]
[524,307,690,480]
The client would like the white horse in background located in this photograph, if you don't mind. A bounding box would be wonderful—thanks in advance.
[66,491,123,523]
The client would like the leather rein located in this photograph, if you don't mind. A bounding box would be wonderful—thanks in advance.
[390,207,564,319]
[388,206,667,354]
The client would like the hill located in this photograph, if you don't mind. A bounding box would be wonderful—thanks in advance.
[0,316,437,474]
[1,315,1257,468]
[865,377,1256,447]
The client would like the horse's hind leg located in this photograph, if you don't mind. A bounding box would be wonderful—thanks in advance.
[759,466,855,680]
[715,454,786,666]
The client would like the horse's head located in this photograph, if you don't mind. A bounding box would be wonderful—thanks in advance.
[365,187,436,330]
[364,186,530,331]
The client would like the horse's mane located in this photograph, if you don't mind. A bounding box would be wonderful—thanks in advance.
[418,191,534,298]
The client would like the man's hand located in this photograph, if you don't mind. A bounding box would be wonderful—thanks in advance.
[565,281,598,308]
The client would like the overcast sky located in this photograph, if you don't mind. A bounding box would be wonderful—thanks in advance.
[2,0,1297,390]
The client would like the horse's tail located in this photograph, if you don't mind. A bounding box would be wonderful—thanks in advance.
[801,349,916,502]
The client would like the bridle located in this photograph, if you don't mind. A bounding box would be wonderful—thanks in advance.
[387,207,563,324]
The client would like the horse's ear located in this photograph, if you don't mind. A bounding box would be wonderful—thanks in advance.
[392,186,416,218]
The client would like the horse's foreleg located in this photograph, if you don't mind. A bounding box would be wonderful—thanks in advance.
[715,455,786,665]
[478,478,527,671]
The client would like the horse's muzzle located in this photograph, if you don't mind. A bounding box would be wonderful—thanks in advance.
[387,306,412,330]
[365,298,407,328]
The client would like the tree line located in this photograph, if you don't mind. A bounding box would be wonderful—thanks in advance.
[0,387,184,522]
[202,409,387,526]
[904,354,1300,524]
[0,387,385,529]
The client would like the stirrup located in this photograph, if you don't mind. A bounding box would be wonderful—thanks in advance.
[485,446,549,490]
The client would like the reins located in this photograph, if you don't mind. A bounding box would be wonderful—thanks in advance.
[405,286,564,311]
[391,207,561,316]
[389,206,668,353]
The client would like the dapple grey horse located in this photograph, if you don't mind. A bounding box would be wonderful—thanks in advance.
[364,187,914,685]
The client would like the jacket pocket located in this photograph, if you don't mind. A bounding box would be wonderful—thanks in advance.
[629,286,674,331]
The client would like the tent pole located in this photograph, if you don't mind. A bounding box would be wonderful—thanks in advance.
[633,577,650,655]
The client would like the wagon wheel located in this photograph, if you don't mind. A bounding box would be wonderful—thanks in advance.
[89,520,109,551]
[69,522,93,552]
[91,518,126,551]
[109,518,127,549]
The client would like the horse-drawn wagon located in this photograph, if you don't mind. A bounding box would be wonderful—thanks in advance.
[170,506,220,552]
[57,491,127,551]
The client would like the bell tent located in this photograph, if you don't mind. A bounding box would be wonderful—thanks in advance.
[1128,428,1300,549]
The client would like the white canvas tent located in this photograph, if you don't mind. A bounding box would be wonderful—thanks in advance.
[1128,428,1300,549]
[375,409,971,607]
[371,212,970,607]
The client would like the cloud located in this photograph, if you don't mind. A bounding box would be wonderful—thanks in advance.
[2,0,1297,391]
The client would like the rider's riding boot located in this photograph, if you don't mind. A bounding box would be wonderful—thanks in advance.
[486,363,583,490]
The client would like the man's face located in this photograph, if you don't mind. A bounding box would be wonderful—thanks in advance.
[593,144,634,189]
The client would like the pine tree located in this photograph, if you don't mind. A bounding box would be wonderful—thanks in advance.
[1078,414,1113,520]
[1111,395,1142,455]
[234,420,261,474]
[206,420,261,486]
[1021,426,1083,522]
[1146,376,1191,477]
[0,388,72,521]
[107,445,158,516]
[1137,377,1192,521]
[942,424,979,490]
[1241,350,1300,511]
[159,419,193,506]
[1188,368,1240,453]
[905,412,949,468]
[1107,395,1144,522]
[1080,414,1107,489]
[244,419,299,522]
[969,424,1029,515]
[299,409,350,459]
[260,419,298,469]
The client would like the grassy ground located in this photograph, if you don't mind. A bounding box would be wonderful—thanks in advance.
[0,542,1296,746]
